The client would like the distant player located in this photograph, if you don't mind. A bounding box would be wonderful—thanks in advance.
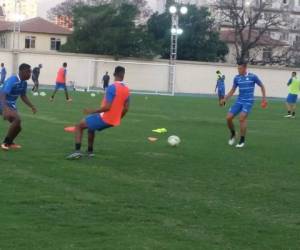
[50,62,72,101]
[284,71,300,118]
[0,63,7,85]
[102,71,110,91]
[0,63,37,150]
[67,66,130,159]
[32,64,42,93]
[221,62,267,148]
[215,70,225,106]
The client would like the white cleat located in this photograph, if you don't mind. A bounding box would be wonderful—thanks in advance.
[291,116,296,119]
[228,137,236,146]
[236,143,245,148]
[284,114,292,118]
[66,151,83,160]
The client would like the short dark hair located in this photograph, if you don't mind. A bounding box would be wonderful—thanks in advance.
[19,63,31,71]
[216,70,221,74]
[114,66,125,77]
[237,60,248,67]
[292,71,297,75]
[63,62,67,67]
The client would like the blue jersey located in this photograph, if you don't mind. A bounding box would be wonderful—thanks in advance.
[1,67,7,83]
[0,75,27,110]
[216,75,225,89]
[233,73,262,104]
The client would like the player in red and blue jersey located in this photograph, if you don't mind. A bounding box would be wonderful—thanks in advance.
[221,62,266,148]
[0,63,37,150]
[67,66,130,159]
[50,62,72,102]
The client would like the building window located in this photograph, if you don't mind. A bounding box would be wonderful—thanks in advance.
[0,35,6,48]
[263,48,272,61]
[25,36,36,49]
[50,38,61,50]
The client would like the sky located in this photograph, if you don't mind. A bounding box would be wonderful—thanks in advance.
[37,0,158,18]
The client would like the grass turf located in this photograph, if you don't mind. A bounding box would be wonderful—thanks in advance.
[0,91,300,249]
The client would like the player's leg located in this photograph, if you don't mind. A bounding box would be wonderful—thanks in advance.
[67,119,87,159]
[64,86,72,102]
[236,112,248,148]
[50,84,59,101]
[2,111,22,150]
[227,102,241,145]
[87,130,95,157]
[285,94,295,117]
[236,103,253,148]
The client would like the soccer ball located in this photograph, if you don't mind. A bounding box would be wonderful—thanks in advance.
[167,135,181,147]
[32,92,39,96]
[90,93,96,97]
[40,92,46,97]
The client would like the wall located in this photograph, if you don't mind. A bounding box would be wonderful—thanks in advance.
[0,49,296,98]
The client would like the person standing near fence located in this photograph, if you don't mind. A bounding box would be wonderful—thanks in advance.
[0,63,7,86]
[50,62,72,102]
[284,71,300,118]
[215,70,225,106]
[102,72,110,91]
[32,64,42,93]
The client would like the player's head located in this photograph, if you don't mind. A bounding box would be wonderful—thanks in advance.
[19,63,31,80]
[113,66,125,81]
[216,70,221,74]
[292,71,297,77]
[39,64,42,68]
[106,71,108,74]
[1,63,4,67]
[237,61,247,75]
[63,62,67,68]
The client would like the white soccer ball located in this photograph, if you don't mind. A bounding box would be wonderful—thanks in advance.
[167,135,181,147]
[33,92,39,96]
[90,93,96,97]
[40,92,46,97]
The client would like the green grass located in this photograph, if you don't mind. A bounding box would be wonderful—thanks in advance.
[0,91,300,250]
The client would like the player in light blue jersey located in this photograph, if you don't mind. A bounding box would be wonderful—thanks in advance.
[215,70,225,106]
[221,62,266,148]
[0,63,37,150]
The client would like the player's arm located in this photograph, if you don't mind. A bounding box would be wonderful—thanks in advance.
[259,83,267,103]
[20,95,37,113]
[287,78,292,86]
[221,86,236,104]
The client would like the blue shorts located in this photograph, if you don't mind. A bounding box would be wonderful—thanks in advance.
[85,114,112,132]
[0,104,17,115]
[286,94,298,104]
[218,88,225,98]
[55,82,67,90]
[229,102,253,116]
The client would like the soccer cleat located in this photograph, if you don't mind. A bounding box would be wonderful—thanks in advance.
[236,143,245,148]
[1,143,9,150]
[67,98,72,102]
[291,115,296,119]
[9,143,22,149]
[49,97,54,102]
[228,137,236,146]
[86,151,95,158]
[284,114,292,118]
[66,151,83,160]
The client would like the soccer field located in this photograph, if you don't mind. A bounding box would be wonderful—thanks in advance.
[0,92,299,249]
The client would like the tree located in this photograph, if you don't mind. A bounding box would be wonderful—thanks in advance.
[61,3,157,58]
[147,5,228,62]
[215,0,290,63]
[47,0,151,21]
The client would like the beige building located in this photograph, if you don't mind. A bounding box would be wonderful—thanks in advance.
[0,17,71,51]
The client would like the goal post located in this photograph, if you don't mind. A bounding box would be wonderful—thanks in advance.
[70,59,175,95]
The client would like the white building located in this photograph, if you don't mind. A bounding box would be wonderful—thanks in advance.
[0,0,38,21]
[0,17,71,51]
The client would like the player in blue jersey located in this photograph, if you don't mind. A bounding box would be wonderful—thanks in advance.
[215,70,225,106]
[0,63,37,150]
[221,62,266,148]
